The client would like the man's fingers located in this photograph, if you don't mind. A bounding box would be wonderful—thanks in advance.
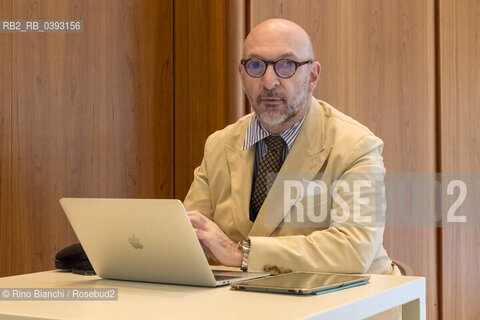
[193,227,207,241]
[188,213,207,229]
[194,228,219,251]
[187,211,204,219]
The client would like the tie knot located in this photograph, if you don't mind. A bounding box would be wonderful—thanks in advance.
[265,135,285,153]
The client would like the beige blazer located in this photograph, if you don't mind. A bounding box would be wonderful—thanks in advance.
[184,97,396,275]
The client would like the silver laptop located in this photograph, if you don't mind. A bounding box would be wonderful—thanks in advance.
[59,198,268,287]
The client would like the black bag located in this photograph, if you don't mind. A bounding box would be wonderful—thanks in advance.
[55,243,95,275]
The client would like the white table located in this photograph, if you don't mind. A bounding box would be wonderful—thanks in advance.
[0,270,425,319]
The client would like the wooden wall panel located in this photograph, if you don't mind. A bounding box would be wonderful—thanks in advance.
[251,1,438,318]
[2,0,173,276]
[0,0,12,276]
[226,0,247,120]
[174,0,246,200]
[440,0,480,318]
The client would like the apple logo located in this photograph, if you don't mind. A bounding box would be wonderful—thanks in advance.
[128,234,144,249]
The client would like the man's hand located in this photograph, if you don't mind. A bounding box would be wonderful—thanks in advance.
[187,210,243,267]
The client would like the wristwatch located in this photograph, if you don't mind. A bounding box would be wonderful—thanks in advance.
[238,239,251,272]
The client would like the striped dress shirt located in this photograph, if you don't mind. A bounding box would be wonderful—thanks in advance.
[243,113,306,163]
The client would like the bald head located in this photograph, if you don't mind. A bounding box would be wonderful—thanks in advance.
[239,19,321,134]
[243,19,314,61]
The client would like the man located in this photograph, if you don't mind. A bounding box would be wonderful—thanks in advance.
[184,19,398,278]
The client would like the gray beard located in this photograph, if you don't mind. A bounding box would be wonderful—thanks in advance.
[244,77,310,128]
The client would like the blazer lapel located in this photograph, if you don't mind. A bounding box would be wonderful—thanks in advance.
[248,98,332,237]
[225,145,255,238]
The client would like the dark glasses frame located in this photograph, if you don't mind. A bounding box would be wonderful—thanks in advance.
[240,58,312,79]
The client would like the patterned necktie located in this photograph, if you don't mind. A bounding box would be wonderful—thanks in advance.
[250,135,286,221]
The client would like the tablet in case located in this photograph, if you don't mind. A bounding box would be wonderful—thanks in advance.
[230,272,370,295]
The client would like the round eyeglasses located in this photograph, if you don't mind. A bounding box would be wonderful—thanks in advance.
[241,58,312,79]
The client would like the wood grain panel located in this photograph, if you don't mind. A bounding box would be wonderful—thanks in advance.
[226,0,247,121]
[251,1,438,318]
[0,0,12,276]
[440,0,480,318]
[174,0,229,200]
[6,0,172,276]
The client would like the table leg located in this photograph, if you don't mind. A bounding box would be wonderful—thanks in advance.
[402,298,426,320]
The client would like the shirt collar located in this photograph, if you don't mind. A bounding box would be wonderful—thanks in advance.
[242,113,306,151]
